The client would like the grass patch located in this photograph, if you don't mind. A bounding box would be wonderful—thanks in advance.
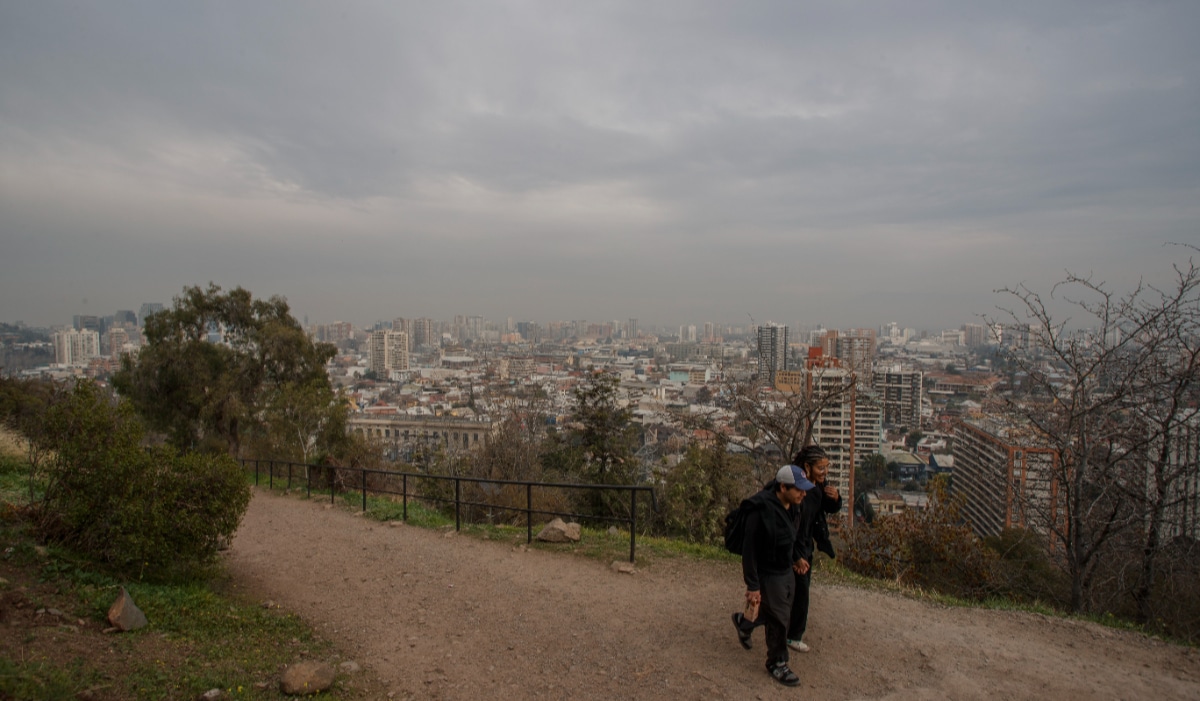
[0,456,385,700]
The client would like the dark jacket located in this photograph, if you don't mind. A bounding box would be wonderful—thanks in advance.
[740,487,797,592]
[794,482,843,564]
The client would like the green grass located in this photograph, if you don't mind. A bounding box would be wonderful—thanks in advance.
[0,455,379,700]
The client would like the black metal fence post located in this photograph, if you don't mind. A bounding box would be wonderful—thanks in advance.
[403,474,408,521]
[526,483,533,544]
[287,462,293,490]
[305,463,311,499]
[361,471,367,512]
[454,478,461,531]
[254,459,259,486]
[269,460,274,490]
[629,489,638,563]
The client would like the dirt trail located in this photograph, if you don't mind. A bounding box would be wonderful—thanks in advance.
[226,489,1200,700]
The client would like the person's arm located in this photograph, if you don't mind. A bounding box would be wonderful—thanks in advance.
[741,508,763,592]
[794,498,816,565]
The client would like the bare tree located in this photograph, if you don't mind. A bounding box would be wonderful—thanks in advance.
[989,246,1200,614]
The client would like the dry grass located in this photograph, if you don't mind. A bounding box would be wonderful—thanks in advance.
[0,426,27,458]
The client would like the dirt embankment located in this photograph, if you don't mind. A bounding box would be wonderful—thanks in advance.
[226,489,1200,700]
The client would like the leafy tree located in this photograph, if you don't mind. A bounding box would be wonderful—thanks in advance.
[256,378,347,466]
[658,443,755,544]
[855,453,888,491]
[568,370,640,485]
[905,431,925,449]
[113,284,336,456]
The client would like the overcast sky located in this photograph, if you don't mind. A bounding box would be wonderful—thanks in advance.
[2,1,1198,331]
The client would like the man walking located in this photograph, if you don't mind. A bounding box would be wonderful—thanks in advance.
[731,464,814,686]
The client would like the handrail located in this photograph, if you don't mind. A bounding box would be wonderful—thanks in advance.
[240,458,657,563]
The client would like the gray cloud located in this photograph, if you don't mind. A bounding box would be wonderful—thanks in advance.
[2,1,1198,330]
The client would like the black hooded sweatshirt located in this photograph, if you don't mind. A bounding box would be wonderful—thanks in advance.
[739,486,797,592]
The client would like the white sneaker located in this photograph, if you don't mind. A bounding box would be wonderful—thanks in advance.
[787,639,810,652]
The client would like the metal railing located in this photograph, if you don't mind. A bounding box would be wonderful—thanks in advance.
[240,459,657,562]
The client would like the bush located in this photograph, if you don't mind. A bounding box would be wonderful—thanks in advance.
[657,444,756,545]
[841,475,999,600]
[32,381,250,580]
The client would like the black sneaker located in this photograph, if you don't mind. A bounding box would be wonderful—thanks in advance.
[731,612,752,650]
[767,661,800,687]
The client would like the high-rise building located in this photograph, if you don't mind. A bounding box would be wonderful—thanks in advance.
[962,323,986,348]
[53,328,101,366]
[703,322,715,343]
[113,310,137,327]
[626,318,638,339]
[106,327,130,358]
[368,330,410,378]
[952,418,1061,539]
[73,315,101,333]
[138,303,164,326]
[804,354,857,516]
[411,318,435,348]
[873,364,924,430]
[757,323,789,385]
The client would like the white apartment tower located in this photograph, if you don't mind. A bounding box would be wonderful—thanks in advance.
[368,330,410,378]
[53,328,100,366]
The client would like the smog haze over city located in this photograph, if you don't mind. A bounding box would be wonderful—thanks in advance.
[2,1,1199,331]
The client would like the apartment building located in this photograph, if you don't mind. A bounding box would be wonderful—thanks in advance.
[873,363,923,430]
[952,418,1061,539]
[368,330,410,378]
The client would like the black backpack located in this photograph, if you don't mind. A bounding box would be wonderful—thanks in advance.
[723,498,760,555]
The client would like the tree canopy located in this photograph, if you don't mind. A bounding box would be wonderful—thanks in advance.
[113,284,338,456]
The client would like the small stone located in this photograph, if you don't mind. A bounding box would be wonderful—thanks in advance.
[389,520,404,527]
[106,588,148,631]
[280,660,336,695]
[262,600,277,609]
[47,608,65,617]
[611,561,636,574]
[339,660,361,673]
[607,526,619,536]
[197,689,224,701]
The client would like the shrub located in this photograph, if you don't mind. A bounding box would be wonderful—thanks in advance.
[33,381,251,580]
[841,475,999,600]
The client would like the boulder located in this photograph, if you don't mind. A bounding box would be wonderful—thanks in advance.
[280,661,336,695]
[106,588,148,631]
[536,518,581,543]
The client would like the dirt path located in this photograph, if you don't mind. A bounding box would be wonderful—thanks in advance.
[225,489,1200,700]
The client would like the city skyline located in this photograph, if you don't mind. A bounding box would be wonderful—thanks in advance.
[3,2,1199,329]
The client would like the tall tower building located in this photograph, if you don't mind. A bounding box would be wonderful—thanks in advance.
[411,318,435,348]
[873,364,924,431]
[368,330,410,378]
[804,354,857,518]
[756,323,789,385]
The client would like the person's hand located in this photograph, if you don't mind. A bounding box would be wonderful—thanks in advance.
[745,589,761,606]
[794,559,810,575]
[824,485,839,500]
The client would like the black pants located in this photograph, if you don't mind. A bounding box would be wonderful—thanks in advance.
[738,572,794,667]
[787,569,812,642]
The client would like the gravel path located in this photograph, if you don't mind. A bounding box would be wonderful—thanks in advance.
[226,488,1200,700]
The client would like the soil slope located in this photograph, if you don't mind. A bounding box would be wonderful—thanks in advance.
[226,489,1200,700]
